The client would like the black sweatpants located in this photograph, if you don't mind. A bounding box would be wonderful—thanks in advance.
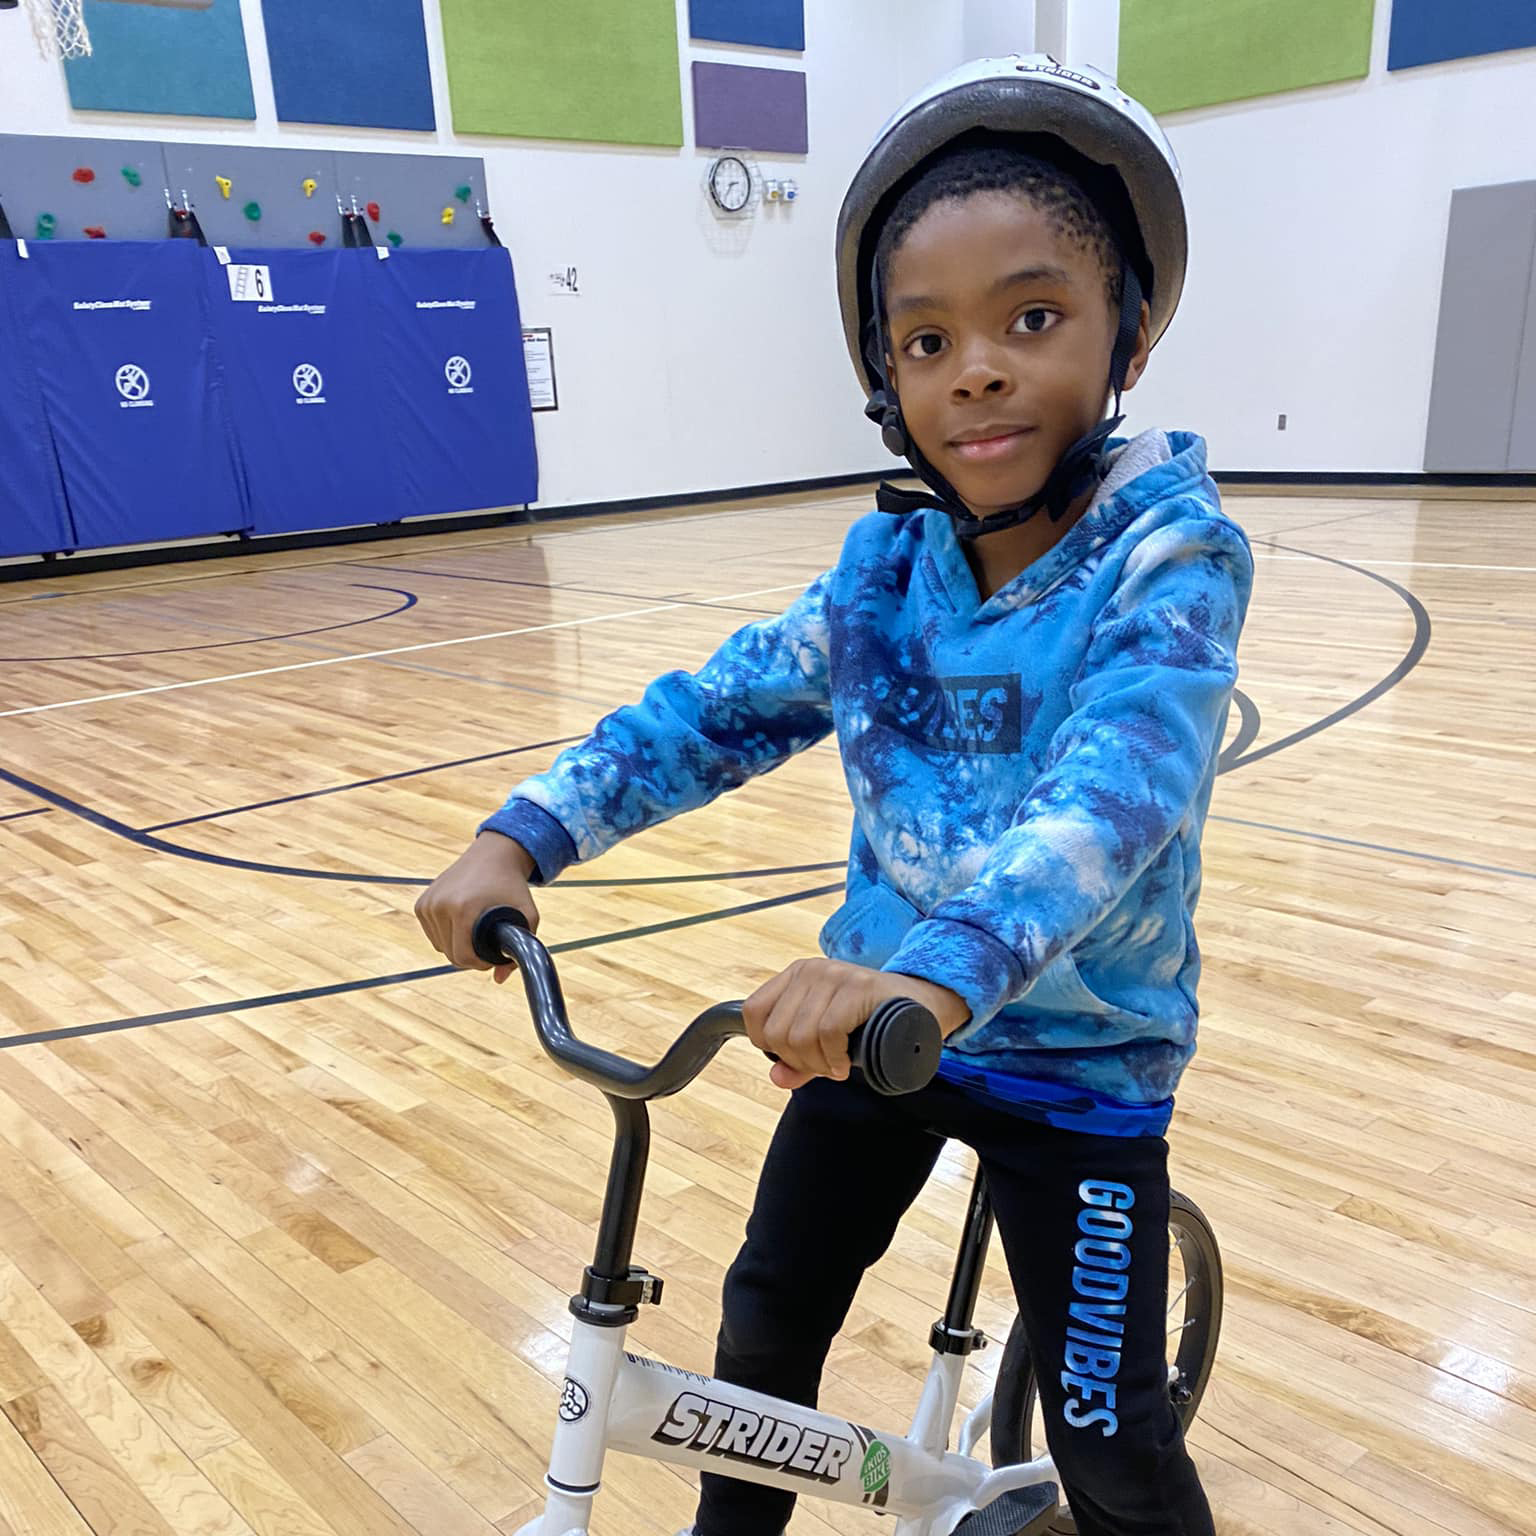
[695,1073,1213,1536]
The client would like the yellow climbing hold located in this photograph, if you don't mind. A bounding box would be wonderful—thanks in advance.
[216,176,232,199]
[441,206,455,226]
[302,178,318,198]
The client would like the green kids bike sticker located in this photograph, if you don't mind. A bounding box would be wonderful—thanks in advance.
[860,1440,891,1495]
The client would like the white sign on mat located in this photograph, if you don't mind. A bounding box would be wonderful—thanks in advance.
[226,264,273,303]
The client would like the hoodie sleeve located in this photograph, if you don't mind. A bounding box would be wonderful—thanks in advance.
[880,512,1253,1026]
[479,572,834,883]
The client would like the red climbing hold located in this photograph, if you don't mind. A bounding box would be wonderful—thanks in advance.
[84,226,107,239]
[308,230,327,246]
[73,167,96,184]
[366,201,381,222]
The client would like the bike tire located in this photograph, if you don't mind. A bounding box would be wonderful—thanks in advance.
[988,1190,1223,1533]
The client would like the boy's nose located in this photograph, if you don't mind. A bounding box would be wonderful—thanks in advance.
[951,346,1013,399]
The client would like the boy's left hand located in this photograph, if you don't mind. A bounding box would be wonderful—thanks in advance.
[743,958,970,1091]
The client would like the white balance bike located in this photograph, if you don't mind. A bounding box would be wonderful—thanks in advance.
[474,908,1223,1536]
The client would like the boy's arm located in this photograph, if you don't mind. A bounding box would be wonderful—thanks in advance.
[481,571,835,883]
[882,514,1253,1027]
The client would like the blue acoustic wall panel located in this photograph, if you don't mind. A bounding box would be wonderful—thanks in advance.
[64,0,256,119]
[262,0,436,130]
[1389,0,1536,70]
[689,0,804,51]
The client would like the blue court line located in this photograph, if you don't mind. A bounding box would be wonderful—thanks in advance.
[1210,814,1533,881]
[0,881,844,1050]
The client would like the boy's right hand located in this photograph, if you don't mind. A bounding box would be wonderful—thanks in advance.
[415,831,540,983]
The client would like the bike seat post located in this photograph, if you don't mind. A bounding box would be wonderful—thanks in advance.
[932,1168,994,1357]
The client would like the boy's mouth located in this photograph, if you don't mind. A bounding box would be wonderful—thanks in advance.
[947,424,1036,463]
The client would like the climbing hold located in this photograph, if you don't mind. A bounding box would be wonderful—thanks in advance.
[386,230,403,248]
[302,178,317,198]
[216,176,232,199]
[84,226,107,239]
[243,201,262,222]
[120,166,142,188]
[72,167,96,184]
[440,206,455,226]
[366,200,381,222]
[455,184,471,203]
[308,230,327,246]
[35,213,57,240]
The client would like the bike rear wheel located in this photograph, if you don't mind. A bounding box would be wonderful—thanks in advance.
[988,1190,1223,1534]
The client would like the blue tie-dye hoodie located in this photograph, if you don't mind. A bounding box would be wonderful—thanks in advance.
[485,430,1252,1137]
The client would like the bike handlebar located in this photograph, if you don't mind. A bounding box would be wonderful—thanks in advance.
[471,906,943,1101]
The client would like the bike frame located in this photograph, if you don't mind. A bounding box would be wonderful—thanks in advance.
[513,1166,1058,1536]
[513,1310,1057,1536]
[471,913,1061,1536]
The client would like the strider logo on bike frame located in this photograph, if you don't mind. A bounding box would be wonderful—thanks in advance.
[651,1391,856,1485]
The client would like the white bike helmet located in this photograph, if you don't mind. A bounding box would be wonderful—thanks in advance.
[836,55,1187,538]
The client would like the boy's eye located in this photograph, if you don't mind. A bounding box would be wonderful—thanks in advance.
[902,332,948,360]
[1012,308,1058,334]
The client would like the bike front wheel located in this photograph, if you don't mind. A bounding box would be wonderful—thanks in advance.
[988,1189,1223,1533]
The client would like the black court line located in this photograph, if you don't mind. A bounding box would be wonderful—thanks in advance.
[1210,814,1533,881]
[141,734,588,833]
[355,563,780,618]
[0,586,417,662]
[0,808,50,824]
[1216,688,1261,773]
[0,762,429,887]
[1222,544,1431,772]
[0,881,844,1051]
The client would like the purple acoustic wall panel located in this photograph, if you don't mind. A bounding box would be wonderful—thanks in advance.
[692,61,807,153]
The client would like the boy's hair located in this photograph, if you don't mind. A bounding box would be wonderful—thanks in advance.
[874,137,1125,315]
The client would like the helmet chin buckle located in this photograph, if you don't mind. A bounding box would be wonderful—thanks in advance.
[864,390,910,457]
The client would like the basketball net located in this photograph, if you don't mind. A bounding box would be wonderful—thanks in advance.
[22,0,92,59]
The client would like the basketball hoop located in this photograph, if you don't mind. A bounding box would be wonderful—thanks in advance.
[20,0,92,59]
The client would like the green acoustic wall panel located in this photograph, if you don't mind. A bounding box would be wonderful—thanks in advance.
[1119,0,1375,116]
[441,0,683,147]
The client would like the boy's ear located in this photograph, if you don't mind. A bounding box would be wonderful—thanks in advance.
[1120,300,1153,393]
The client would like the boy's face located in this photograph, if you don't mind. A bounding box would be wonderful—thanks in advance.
[884,191,1150,522]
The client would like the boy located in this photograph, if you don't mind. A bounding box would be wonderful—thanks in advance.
[418,56,1251,1536]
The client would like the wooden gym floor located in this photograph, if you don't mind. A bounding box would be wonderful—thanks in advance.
[0,483,1532,1536]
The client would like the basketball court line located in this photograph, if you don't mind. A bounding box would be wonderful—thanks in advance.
[1257,553,1536,573]
[0,580,811,720]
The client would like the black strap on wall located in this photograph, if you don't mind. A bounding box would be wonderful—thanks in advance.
[0,197,12,240]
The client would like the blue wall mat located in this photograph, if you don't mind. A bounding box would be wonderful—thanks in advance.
[689,0,804,51]
[262,0,436,130]
[0,246,75,557]
[373,250,538,516]
[15,242,247,548]
[205,250,406,534]
[65,0,255,119]
[1389,0,1536,70]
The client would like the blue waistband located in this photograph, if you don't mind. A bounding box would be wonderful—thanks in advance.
[936,1058,1174,1138]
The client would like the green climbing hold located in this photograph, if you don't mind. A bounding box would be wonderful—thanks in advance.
[35,213,57,240]
[243,200,262,221]
[455,184,472,203]
[387,231,403,248]
[121,165,143,188]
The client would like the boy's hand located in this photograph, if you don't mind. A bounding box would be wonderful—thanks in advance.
[416,832,540,983]
[743,958,969,1091]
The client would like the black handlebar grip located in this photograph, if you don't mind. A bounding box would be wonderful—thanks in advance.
[471,905,531,967]
[852,997,943,1095]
